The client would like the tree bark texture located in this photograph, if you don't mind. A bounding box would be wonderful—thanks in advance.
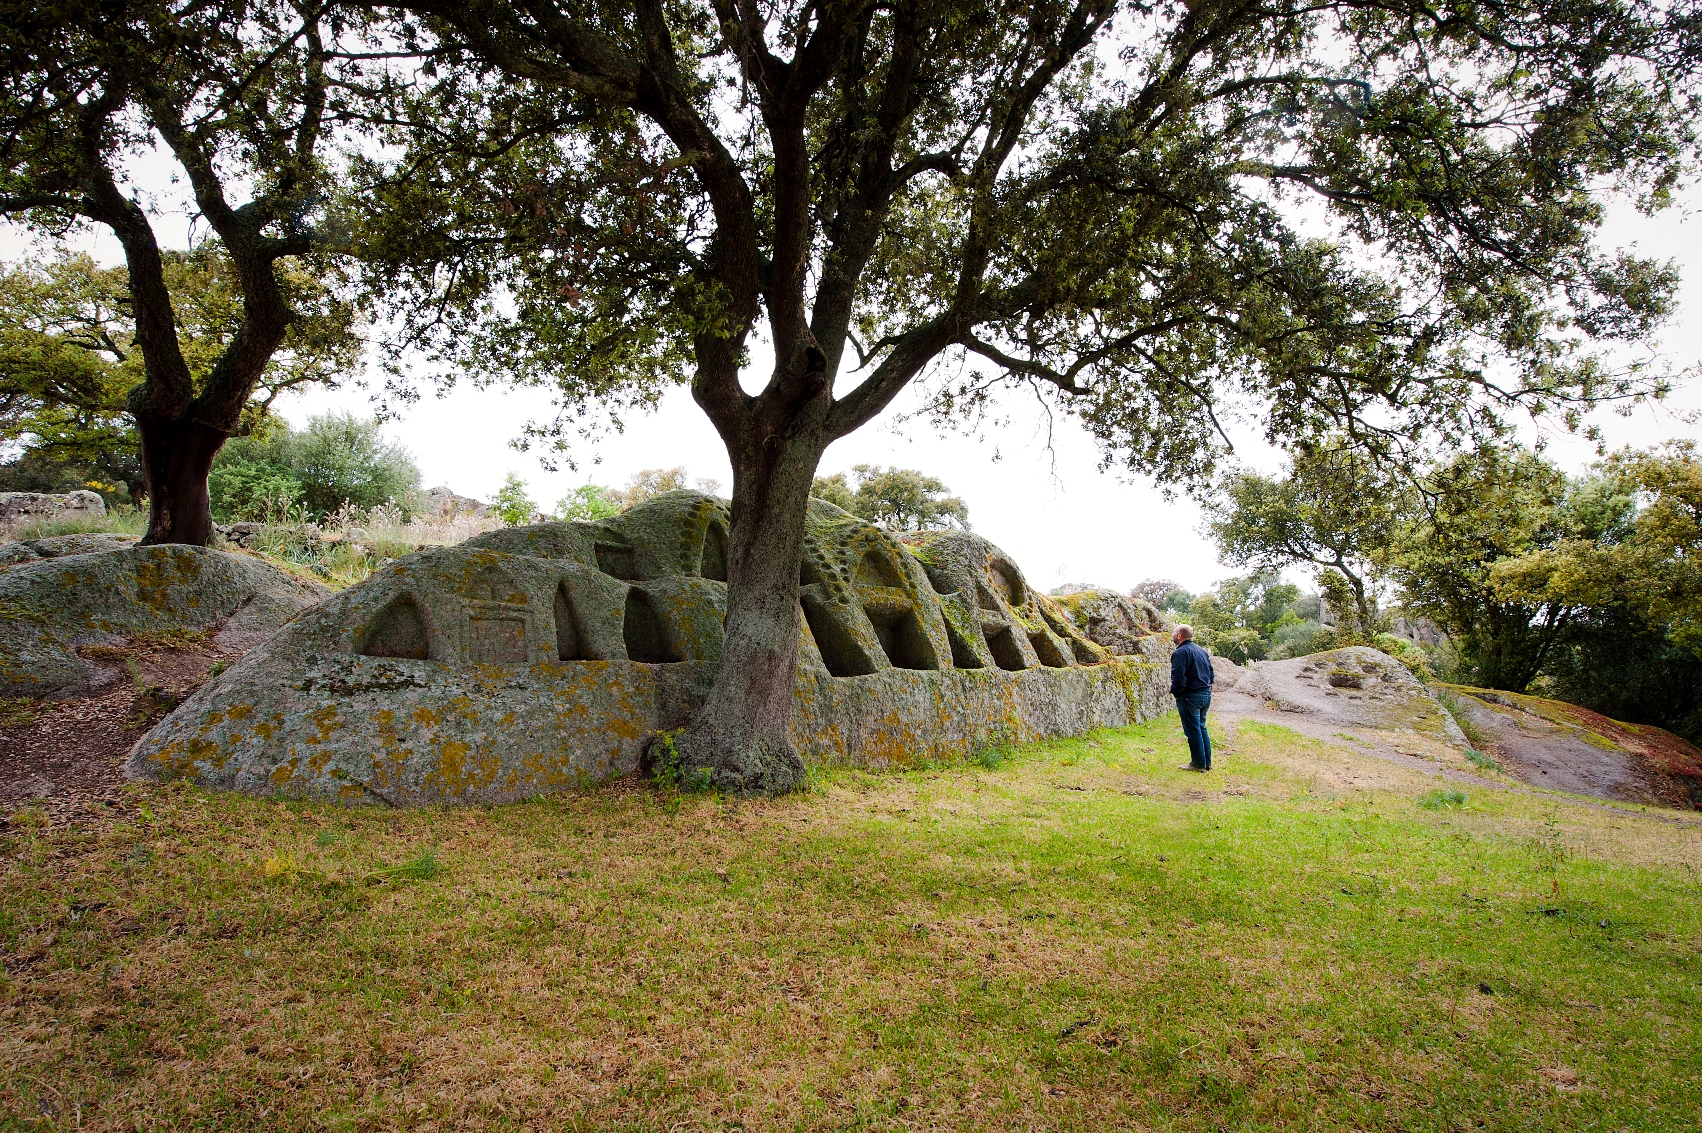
[135,414,227,547]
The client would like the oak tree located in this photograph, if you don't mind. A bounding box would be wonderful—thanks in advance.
[352,0,1697,790]
[1,0,360,544]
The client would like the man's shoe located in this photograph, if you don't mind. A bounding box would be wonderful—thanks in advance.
[1180,764,1205,772]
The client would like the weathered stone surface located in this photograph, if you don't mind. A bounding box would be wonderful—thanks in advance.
[1050,586,1171,659]
[0,490,106,531]
[0,532,141,566]
[130,491,1170,805]
[423,486,486,519]
[1445,685,1702,808]
[0,545,333,698]
[1240,647,1466,743]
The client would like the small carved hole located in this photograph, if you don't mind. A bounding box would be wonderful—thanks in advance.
[700,522,728,582]
[360,594,429,660]
[985,626,1028,671]
[623,588,680,663]
[802,594,875,677]
[866,605,940,671]
[554,584,587,661]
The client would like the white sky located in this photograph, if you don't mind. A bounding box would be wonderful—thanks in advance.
[7,151,1701,599]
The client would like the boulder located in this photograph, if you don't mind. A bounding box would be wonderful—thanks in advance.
[1239,646,1467,743]
[130,491,1171,805]
[0,545,333,699]
[0,490,106,530]
[0,532,140,566]
[1050,586,1171,659]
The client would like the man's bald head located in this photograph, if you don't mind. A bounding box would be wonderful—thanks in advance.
[1173,624,1193,645]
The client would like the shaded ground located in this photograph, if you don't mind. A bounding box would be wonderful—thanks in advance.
[0,640,238,827]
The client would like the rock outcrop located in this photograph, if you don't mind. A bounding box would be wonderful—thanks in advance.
[1,545,333,699]
[422,486,486,519]
[1239,647,1467,743]
[1050,586,1171,658]
[1444,685,1702,809]
[0,532,140,567]
[0,490,106,531]
[130,491,1173,805]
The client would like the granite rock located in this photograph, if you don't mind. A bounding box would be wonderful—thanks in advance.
[130,491,1171,804]
[0,545,333,698]
[0,490,106,530]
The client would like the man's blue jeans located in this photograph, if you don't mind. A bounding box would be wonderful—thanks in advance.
[1176,690,1213,769]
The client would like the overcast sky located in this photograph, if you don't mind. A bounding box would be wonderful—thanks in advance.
[7,163,1702,599]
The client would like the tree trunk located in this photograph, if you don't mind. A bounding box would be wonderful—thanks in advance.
[658,425,827,794]
[136,415,228,546]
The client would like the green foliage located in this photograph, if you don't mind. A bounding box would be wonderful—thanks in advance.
[363,849,440,884]
[211,414,419,523]
[1465,749,1502,772]
[553,484,620,522]
[207,461,304,523]
[355,0,1692,495]
[1389,447,1574,692]
[1372,634,1434,682]
[4,504,147,541]
[1416,788,1468,811]
[1207,442,1408,632]
[492,474,537,528]
[1187,571,1303,662]
[812,465,969,532]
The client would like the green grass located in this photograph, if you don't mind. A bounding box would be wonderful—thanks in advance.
[1435,686,1491,749]
[2,717,1699,1131]
[3,504,148,541]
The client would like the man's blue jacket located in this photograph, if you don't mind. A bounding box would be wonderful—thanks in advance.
[1170,640,1215,697]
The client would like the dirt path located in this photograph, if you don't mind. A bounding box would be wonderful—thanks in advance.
[0,643,237,828]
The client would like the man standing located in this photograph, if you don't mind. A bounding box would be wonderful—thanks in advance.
[1170,624,1214,771]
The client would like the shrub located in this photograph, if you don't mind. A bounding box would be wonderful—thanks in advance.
[210,413,419,521]
[554,483,620,522]
[1417,787,1468,810]
[493,473,537,527]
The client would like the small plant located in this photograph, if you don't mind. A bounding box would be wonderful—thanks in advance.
[0,697,36,729]
[1436,687,1491,748]
[262,852,322,885]
[1417,787,1468,810]
[364,848,440,884]
[1465,748,1502,772]
[977,745,1005,770]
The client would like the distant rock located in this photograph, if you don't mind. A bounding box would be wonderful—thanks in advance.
[1240,647,1467,743]
[0,545,332,699]
[422,486,485,519]
[1445,686,1702,809]
[1051,586,1171,658]
[0,490,106,531]
[0,532,140,566]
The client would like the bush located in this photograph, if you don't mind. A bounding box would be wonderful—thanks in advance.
[554,483,620,522]
[210,413,420,521]
[1372,633,1435,682]
[1211,627,1268,665]
[208,460,304,522]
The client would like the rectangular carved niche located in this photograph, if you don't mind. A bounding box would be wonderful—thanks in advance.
[466,601,528,663]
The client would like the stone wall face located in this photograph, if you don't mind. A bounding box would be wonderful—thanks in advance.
[129,491,1173,804]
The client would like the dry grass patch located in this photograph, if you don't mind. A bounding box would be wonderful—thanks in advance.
[2,718,1700,1130]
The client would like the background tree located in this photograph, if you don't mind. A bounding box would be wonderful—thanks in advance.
[609,467,723,509]
[1489,444,1702,740]
[1388,447,1575,691]
[1206,441,1408,632]
[1129,579,1181,608]
[492,472,538,527]
[1,0,362,544]
[1185,570,1303,663]
[812,465,969,531]
[354,0,1697,791]
[554,483,622,522]
[1,249,360,508]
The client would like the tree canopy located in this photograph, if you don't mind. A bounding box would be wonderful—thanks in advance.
[812,464,969,531]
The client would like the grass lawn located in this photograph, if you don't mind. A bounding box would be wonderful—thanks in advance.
[3,716,1699,1131]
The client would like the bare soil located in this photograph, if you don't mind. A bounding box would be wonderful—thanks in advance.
[0,641,240,828]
